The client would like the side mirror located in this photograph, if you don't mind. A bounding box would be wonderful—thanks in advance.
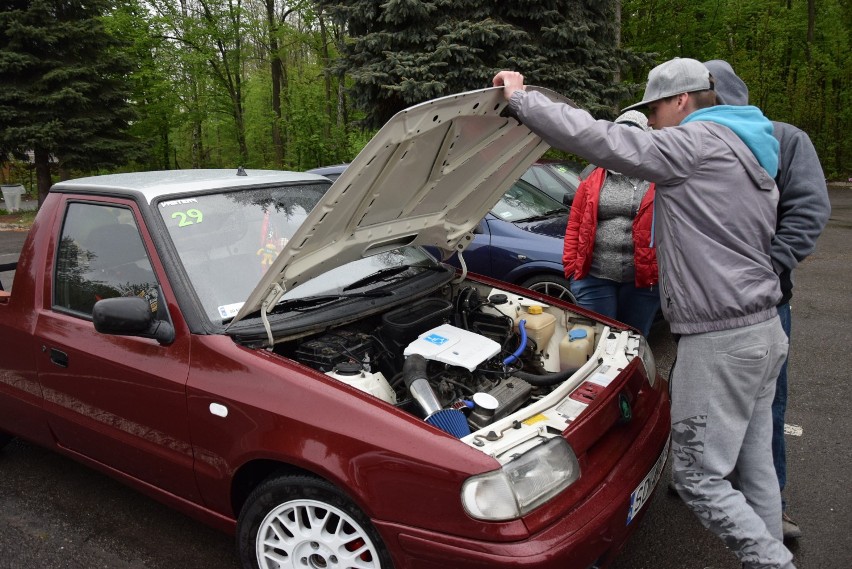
[93,296,175,345]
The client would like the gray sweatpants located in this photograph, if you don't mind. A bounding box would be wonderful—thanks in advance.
[670,316,795,569]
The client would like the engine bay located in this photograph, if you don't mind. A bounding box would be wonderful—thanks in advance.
[275,283,620,440]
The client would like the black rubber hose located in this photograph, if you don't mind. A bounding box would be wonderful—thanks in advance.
[403,354,443,416]
[513,366,582,387]
[402,354,429,389]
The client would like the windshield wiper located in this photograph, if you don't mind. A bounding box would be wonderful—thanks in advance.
[342,264,447,292]
[343,265,412,291]
[519,209,567,222]
[274,291,393,312]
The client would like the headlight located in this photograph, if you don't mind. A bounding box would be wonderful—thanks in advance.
[638,335,657,387]
[461,437,580,521]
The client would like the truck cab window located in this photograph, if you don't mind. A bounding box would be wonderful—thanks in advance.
[54,203,158,316]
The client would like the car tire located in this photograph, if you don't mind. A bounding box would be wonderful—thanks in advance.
[237,474,394,569]
[520,274,577,304]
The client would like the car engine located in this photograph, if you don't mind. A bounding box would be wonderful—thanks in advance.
[281,286,597,438]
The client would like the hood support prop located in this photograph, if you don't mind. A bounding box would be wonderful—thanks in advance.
[261,283,286,348]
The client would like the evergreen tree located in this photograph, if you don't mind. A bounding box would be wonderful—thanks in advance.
[317,0,649,127]
[0,0,140,202]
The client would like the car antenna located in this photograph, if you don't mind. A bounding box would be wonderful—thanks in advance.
[236,166,247,176]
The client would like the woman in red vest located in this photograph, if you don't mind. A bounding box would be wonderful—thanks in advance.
[562,110,660,337]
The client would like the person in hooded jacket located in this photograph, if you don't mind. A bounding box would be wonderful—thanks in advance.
[562,110,660,338]
[704,59,831,541]
[494,58,795,569]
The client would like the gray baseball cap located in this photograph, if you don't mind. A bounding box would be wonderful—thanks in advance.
[622,58,713,112]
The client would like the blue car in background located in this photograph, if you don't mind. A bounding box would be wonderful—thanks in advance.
[306,164,577,303]
[305,163,349,182]
[520,160,584,207]
[452,178,575,302]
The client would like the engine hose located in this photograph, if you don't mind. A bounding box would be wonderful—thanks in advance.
[514,365,582,386]
[503,319,527,365]
[403,354,470,438]
[403,354,442,416]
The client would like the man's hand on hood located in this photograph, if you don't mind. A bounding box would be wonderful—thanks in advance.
[493,71,527,101]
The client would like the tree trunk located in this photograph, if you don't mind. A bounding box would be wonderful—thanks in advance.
[337,75,346,131]
[266,0,284,167]
[181,0,204,168]
[197,0,248,165]
[234,105,249,166]
[34,148,52,206]
[806,0,815,61]
[191,112,204,169]
[319,15,334,145]
[330,15,348,156]
[161,124,171,170]
[233,1,248,165]
[614,0,621,84]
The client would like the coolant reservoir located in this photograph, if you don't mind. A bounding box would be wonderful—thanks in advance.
[326,363,397,404]
[520,305,556,353]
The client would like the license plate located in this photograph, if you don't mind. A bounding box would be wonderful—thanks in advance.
[626,437,670,525]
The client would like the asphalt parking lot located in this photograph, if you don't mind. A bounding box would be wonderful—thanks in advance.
[1,187,850,569]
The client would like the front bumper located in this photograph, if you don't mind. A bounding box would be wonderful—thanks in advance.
[374,386,671,569]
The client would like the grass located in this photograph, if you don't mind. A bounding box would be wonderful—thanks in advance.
[0,208,37,229]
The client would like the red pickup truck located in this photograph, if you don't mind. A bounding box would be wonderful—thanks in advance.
[0,87,669,569]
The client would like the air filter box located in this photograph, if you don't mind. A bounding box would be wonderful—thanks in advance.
[381,297,453,347]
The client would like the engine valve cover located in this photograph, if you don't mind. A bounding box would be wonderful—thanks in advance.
[468,377,534,430]
[403,324,500,372]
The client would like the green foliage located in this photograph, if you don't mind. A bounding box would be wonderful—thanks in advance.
[115,0,363,171]
[0,0,142,174]
[108,0,180,170]
[622,0,851,176]
[319,0,651,127]
[0,157,32,188]
[3,1,847,179]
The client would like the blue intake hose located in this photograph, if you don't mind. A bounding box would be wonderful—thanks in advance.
[503,319,527,365]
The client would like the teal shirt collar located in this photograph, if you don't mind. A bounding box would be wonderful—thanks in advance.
[683,105,779,178]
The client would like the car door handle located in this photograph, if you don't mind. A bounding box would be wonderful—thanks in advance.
[50,348,69,368]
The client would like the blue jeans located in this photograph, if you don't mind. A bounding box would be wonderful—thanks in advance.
[773,302,791,510]
[569,274,661,337]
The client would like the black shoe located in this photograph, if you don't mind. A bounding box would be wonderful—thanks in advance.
[782,511,802,540]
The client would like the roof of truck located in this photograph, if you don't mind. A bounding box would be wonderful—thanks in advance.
[51,169,330,204]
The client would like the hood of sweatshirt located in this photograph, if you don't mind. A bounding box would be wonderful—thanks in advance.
[704,60,749,105]
[682,105,779,177]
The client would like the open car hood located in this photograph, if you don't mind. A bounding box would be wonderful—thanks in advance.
[233,86,574,325]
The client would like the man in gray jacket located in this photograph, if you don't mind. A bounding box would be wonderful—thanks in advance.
[493,58,794,569]
[704,59,831,540]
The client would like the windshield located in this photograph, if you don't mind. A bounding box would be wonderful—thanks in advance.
[158,184,438,325]
[520,162,582,205]
[548,162,581,188]
[491,179,567,222]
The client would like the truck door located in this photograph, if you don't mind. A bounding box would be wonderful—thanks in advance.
[34,197,200,502]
